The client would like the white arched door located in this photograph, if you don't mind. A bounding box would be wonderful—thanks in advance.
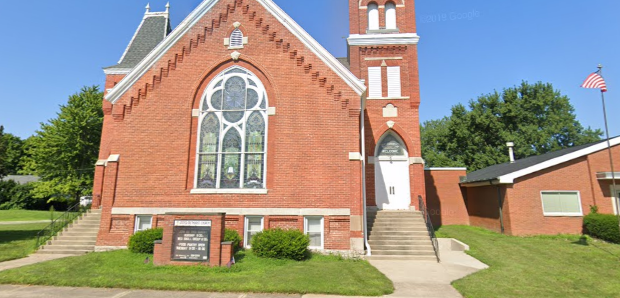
[374,133,411,210]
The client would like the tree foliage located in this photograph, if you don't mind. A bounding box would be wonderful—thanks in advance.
[421,81,602,171]
[0,132,25,175]
[22,86,104,202]
[0,126,5,178]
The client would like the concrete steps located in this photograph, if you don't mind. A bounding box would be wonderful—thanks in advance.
[367,209,438,261]
[36,209,101,256]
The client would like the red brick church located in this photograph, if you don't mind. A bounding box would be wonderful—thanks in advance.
[93,0,426,254]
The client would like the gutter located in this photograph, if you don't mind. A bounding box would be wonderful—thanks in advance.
[360,91,371,256]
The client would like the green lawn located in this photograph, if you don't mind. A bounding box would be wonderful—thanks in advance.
[0,249,393,296]
[0,210,54,222]
[0,223,49,262]
[438,225,620,298]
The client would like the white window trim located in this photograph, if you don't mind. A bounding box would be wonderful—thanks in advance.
[304,216,324,250]
[194,66,269,191]
[244,216,264,248]
[540,191,583,217]
[134,215,153,233]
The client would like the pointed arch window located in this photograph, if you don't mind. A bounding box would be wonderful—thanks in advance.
[385,2,397,30]
[229,29,244,48]
[196,67,268,190]
[367,3,379,31]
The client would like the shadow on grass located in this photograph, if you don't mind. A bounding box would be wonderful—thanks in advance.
[0,229,42,244]
[588,241,620,261]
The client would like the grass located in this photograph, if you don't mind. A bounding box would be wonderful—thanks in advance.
[0,223,49,262]
[0,249,394,296]
[0,210,54,222]
[437,225,620,298]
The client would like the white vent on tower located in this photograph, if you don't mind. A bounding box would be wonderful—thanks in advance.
[368,67,382,98]
[387,66,401,97]
[230,29,244,48]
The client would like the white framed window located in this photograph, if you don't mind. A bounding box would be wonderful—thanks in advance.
[368,67,382,98]
[244,216,264,247]
[367,3,379,31]
[304,216,324,249]
[134,215,153,232]
[540,191,583,217]
[229,29,244,48]
[385,2,397,29]
[195,66,268,190]
[387,66,401,97]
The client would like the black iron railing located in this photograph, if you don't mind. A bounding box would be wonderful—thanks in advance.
[35,203,88,249]
[418,195,440,262]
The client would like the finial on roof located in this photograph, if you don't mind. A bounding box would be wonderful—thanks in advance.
[145,3,151,13]
[166,2,170,13]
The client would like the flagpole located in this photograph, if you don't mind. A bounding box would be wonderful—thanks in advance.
[598,65,620,224]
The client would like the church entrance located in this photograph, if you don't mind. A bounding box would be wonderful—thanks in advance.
[374,133,411,210]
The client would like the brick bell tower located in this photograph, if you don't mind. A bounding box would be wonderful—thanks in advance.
[347,0,425,210]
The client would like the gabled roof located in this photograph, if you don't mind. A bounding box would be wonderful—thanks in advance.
[104,11,171,74]
[461,136,620,185]
[2,175,40,185]
[105,0,367,103]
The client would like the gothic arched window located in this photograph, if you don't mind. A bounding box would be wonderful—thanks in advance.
[196,66,268,190]
[367,3,379,31]
[385,2,397,29]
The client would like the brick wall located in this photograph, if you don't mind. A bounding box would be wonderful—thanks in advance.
[425,169,469,227]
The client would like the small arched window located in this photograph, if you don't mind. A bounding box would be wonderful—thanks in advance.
[367,3,379,31]
[230,29,244,48]
[196,66,268,189]
[385,2,397,29]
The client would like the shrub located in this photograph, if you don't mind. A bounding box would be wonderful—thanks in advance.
[224,228,242,252]
[128,228,163,254]
[251,228,309,261]
[0,180,47,210]
[583,213,620,244]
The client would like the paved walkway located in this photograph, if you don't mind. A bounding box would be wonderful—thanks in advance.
[0,239,488,298]
[0,254,74,272]
[0,220,51,225]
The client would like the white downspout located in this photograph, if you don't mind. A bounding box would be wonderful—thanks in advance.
[360,90,371,256]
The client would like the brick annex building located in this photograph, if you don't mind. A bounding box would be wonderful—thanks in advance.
[93,0,426,253]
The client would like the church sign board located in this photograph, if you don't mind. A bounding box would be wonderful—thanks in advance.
[171,220,211,262]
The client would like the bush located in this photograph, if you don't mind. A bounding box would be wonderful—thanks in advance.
[224,228,242,252]
[583,213,620,244]
[128,228,163,254]
[0,180,47,210]
[251,228,309,261]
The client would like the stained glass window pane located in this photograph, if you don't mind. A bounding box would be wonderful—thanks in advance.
[197,154,218,189]
[214,80,223,88]
[223,129,242,153]
[260,92,267,109]
[246,112,265,152]
[246,89,259,109]
[223,76,246,110]
[244,154,264,189]
[223,111,244,123]
[378,135,405,156]
[225,68,246,75]
[220,154,241,188]
[248,79,257,87]
[199,113,219,153]
[210,90,223,110]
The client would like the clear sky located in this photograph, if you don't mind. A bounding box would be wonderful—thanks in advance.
[0,1,618,139]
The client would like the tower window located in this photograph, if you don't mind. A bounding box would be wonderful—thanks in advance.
[385,2,397,30]
[367,3,379,31]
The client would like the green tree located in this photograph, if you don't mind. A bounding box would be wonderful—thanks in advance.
[422,81,602,171]
[23,86,103,202]
[0,132,25,175]
[0,126,5,178]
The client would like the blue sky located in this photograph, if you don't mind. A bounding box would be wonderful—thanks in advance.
[0,1,618,139]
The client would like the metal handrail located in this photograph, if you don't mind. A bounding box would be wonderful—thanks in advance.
[418,195,440,262]
[35,202,88,249]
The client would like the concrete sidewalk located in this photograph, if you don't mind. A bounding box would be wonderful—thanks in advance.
[0,239,487,298]
[0,254,74,272]
[0,220,51,225]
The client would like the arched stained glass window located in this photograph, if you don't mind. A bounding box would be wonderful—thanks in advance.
[196,66,268,189]
[377,134,406,157]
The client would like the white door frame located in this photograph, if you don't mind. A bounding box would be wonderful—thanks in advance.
[374,132,411,210]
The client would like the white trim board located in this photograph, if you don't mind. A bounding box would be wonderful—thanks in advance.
[106,0,366,103]
[348,33,420,46]
[111,207,351,216]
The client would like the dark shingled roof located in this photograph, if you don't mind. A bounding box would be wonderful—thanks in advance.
[336,57,350,70]
[105,15,171,70]
[462,138,615,184]
[2,175,40,185]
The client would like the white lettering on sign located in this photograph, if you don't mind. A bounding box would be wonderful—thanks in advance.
[174,220,212,227]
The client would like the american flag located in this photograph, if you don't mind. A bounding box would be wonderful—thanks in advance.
[581,71,608,92]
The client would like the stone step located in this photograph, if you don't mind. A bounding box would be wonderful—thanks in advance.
[369,223,428,229]
[369,239,432,246]
[41,245,95,251]
[366,255,438,261]
[372,250,436,256]
[59,231,100,237]
[369,214,424,219]
[369,244,434,251]
[49,239,97,246]
[37,250,90,255]
[369,235,431,241]
[369,227,429,233]
[55,235,98,241]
